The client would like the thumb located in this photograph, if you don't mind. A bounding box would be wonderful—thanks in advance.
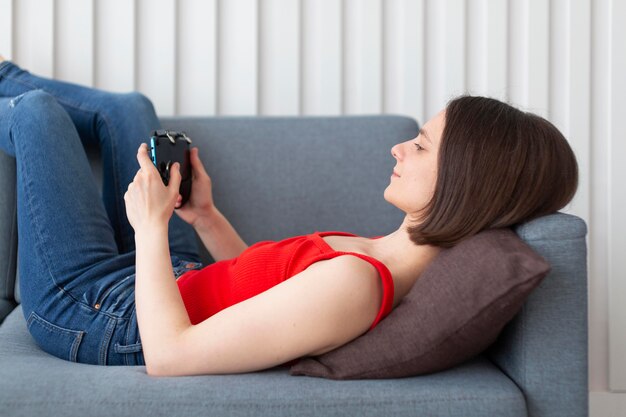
[169,162,182,192]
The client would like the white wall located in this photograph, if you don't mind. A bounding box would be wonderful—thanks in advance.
[1,0,625,411]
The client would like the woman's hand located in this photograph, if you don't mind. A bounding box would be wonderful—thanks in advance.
[173,147,217,227]
[124,143,181,233]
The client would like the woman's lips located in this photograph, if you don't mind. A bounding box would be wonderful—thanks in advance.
[391,171,400,178]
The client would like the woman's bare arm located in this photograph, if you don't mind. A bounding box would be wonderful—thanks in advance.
[193,207,249,261]
[149,255,383,377]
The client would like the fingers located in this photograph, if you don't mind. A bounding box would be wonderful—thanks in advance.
[169,162,183,192]
[136,143,157,173]
[191,147,209,176]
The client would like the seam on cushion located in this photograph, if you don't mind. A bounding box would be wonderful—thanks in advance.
[522,298,527,390]
[0,395,524,408]
[517,237,584,243]
[348,274,546,378]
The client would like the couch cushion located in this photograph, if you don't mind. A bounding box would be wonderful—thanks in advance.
[0,305,527,417]
[289,226,550,379]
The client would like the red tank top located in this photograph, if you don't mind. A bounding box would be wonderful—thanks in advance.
[176,231,395,333]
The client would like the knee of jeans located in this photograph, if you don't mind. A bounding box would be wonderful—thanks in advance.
[111,91,155,116]
[9,89,56,110]
[9,89,69,141]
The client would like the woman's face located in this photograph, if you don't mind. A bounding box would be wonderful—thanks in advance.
[384,109,444,220]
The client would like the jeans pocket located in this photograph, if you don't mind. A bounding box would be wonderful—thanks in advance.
[113,341,142,354]
[26,311,85,362]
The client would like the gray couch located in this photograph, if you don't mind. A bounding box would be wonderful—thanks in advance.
[0,115,588,416]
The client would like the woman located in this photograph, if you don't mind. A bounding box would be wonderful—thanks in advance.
[0,57,578,376]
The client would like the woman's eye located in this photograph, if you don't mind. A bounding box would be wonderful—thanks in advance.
[414,143,424,151]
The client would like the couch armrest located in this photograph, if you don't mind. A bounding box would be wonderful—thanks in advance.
[486,212,589,417]
[0,150,17,324]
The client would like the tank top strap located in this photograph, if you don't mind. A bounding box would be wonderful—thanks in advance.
[315,230,385,240]
[315,230,359,237]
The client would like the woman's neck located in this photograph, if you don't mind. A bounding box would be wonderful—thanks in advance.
[366,224,443,301]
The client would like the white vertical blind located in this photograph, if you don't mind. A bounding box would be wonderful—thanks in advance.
[13,0,54,77]
[259,0,300,115]
[485,1,507,100]
[445,0,465,99]
[136,0,177,116]
[382,0,424,123]
[177,0,217,116]
[301,0,342,115]
[54,0,94,86]
[527,0,549,118]
[589,0,611,396]
[508,0,527,108]
[1,0,624,396]
[0,0,14,59]
[466,0,486,95]
[608,0,626,391]
[343,0,382,114]
[423,0,446,119]
[217,0,258,115]
[94,0,136,92]
[563,0,591,229]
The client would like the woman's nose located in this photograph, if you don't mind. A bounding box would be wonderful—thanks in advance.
[391,143,402,160]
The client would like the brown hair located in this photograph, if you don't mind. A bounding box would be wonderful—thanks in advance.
[407,95,579,248]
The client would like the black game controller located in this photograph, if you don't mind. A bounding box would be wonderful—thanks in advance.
[149,130,192,207]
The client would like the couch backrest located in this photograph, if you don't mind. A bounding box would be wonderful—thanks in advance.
[1,115,418,307]
[160,115,420,266]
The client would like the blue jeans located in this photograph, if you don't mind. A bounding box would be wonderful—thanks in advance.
[0,60,203,366]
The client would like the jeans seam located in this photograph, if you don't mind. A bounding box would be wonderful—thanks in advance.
[124,306,137,365]
[100,316,116,365]
[70,330,84,362]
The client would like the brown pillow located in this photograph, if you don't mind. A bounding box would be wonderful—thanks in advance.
[288,227,550,379]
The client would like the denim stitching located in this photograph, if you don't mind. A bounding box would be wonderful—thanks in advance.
[114,342,142,353]
[70,330,84,362]
[124,307,136,365]
[99,316,116,365]
[26,311,85,337]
